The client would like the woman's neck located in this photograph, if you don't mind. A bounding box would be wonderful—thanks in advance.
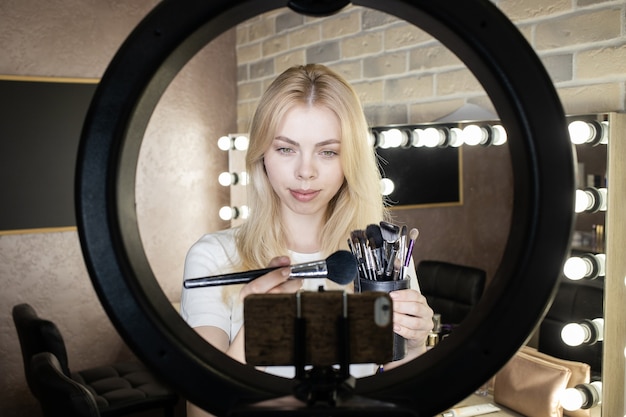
[283,212,324,254]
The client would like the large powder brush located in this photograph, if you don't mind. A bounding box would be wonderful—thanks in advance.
[184,250,358,288]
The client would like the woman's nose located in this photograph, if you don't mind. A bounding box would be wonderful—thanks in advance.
[296,155,317,180]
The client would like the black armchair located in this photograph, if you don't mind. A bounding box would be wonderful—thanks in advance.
[12,303,178,417]
[31,351,100,417]
[416,260,487,326]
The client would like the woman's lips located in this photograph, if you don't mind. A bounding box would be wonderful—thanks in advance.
[290,189,320,202]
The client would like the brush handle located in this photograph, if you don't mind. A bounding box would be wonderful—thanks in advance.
[184,266,278,288]
[404,239,416,268]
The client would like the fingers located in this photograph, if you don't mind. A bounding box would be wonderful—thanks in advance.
[389,289,434,344]
[240,256,302,299]
[267,256,291,268]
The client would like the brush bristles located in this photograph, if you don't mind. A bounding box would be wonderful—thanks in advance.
[326,250,358,285]
[409,228,419,240]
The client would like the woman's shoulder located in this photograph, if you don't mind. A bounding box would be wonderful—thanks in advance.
[193,227,238,249]
[184,228,240,278]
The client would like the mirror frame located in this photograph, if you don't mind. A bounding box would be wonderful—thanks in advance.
[75,0,575,415]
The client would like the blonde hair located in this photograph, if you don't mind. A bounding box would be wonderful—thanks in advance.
[236,64,388,269]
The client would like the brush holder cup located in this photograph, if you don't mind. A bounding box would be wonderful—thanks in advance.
[357,278,410,361]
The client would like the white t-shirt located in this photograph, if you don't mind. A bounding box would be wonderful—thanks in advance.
[180,228,380,378]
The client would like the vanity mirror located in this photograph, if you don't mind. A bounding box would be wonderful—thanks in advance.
[75,0,577,416]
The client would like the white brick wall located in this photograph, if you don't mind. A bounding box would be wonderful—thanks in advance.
[235,1,626,131]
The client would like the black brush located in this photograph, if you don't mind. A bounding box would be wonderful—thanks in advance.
[184,250,358,288]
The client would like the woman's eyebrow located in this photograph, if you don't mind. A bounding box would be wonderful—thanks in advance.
[274,136,340,147]
[274,136,298,146]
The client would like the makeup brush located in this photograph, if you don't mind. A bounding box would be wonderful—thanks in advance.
[379,221,400,272]
[404,228,420,267]
[365,224,384,275]
[183,250,358,288]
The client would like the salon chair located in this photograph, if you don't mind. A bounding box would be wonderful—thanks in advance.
[12,303,178,417]
[537,280,604,378]
[30,351,100,417]
[416,260,487,326]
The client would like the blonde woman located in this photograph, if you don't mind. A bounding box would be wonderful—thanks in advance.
[181,64,433,415]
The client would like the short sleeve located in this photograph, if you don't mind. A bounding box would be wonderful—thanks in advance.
[180,229,241,337]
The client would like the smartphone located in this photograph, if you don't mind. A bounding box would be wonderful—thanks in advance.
[244,290,393,367]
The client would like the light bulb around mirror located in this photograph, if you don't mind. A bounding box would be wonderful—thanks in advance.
[491,124,507,145]
[574,187,607,213]
[233,135,249,151]
[218,206,239,221]
[599,121,609,144]
[448,127,464,147]
[561,381,602,411]
[368,130,378,147]
[574,189,593,213]
[561,318,604,346]
[462,124,488,146]
[561,322,588,346]
[218,172,237,187]
[380,128,406,148]
[563,256,591,280]
[561,387,585,411]
[422,127,446,148]
[239,171,249,186]
[568,120,595,144]
[411,128,425,147]
[380,178,395,196]
[563,253,605,280]
[217,135,232,151]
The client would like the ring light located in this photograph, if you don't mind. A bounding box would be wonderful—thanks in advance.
[76,0,575,415]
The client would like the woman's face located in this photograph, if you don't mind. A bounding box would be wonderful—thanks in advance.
[263,103,345,220]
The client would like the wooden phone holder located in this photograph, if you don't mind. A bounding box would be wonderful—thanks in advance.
[244,290,394,406]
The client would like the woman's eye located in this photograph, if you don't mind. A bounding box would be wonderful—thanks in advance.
[277,147,294,154]
[320,150,339,157]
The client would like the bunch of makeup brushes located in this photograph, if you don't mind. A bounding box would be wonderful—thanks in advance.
[348,221,419,282]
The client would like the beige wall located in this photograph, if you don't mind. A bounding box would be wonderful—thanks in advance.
[234,1,626,281]
[0,1,236,416]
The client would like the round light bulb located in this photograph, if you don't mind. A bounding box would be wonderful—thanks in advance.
[594,253,606,277]
[218,172,236,187]
[233,135,249,151]
[561,387,585,411]
[561,322,589,347]
[568,120,595,145]
[492,125,507,145]
[462,124,487,146]
[597,188,607,211]
[590,318,604,342]
[380,178,395,196]
[411,128,425,147]
[219,206,235,221]
[368,131,378,147]
[561,319,603,346]
[381,128,404,148]
[239,205,250,219]
[239,171,249,186]
[422,127,444,147]
[563,256,591,280]
[561,381,603,411]
[574,189,594,213]
[599,121,609,144]
[448,127,464,147]
[217,135,232,151]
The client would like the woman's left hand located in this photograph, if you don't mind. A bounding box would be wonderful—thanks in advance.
[388,289,434,361]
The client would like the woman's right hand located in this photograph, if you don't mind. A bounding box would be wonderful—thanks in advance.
[238,256,303,302]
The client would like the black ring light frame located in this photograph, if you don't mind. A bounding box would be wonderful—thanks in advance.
[76,0,575,415]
